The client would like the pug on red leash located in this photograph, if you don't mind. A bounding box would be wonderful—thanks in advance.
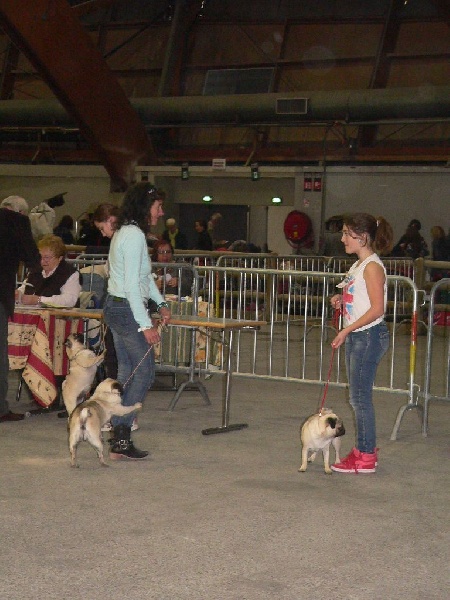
[298,408,345,474]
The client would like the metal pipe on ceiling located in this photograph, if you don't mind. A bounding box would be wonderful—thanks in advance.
[0,85,449,130]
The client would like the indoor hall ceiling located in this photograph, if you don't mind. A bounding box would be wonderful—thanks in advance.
[0,0,449,188]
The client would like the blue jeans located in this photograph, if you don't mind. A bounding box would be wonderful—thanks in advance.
[345,321,389,454]
[103,295,155,428]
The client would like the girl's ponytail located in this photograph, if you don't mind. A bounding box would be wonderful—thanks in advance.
[374,216,393,256]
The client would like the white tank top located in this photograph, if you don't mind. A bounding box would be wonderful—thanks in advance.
[337,253,387,332]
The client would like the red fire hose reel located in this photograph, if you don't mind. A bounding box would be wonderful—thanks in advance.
[283,210,313,249]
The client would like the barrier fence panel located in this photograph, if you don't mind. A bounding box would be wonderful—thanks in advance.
[198,266,420,425]
[421,278,450,437]
[327,256,416,281]
[62,257,446,441]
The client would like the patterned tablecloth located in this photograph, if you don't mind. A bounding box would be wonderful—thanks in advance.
[8,308,84,407]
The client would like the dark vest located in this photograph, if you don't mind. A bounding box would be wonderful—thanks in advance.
[27,260,80,299]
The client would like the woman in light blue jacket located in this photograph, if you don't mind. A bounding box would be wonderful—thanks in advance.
[103,183,170,460]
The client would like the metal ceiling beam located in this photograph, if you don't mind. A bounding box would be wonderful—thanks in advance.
[0,0,156,190]
[358,0,403,149]
[0,41,19,100]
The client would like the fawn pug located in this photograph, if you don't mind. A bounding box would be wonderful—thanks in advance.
[68,378,142,468]
[62,333,105,415]
[298,408,345,474]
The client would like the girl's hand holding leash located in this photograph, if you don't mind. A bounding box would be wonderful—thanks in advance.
[331,294,342,310]
[330,294,347,349]
[331,329,348,349]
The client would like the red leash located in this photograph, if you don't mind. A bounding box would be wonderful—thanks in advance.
[318,307,341,415]
[318,346,336,416]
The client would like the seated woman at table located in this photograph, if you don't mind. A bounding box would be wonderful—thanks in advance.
[151,239,194,299]
[16,234,82,307]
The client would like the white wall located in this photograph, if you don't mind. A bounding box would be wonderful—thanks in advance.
[1,164,448,252]
[0,164,122,234]
[324,167,450,249]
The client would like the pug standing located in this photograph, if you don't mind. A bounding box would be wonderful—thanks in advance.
[298,408,345,474]
[62,333,105,415]
[68,378,142,468]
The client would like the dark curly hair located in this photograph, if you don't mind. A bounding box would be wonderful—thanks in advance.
[117,182,163,233]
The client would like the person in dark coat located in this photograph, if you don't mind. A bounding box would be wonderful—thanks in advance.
[392,218,429,258]
[193,219,213,251]
[53,214,75,244]
[162,218,188,250]
[0,202,40,422]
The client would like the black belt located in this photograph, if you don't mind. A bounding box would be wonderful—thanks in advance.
[110,295,149,309]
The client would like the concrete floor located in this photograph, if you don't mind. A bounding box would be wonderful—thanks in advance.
[1,370,448,600]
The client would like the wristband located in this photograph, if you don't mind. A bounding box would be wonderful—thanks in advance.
[157,301,169,311]
[138,325,153,332]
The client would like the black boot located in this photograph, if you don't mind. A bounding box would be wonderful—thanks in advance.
[109,425,148,460]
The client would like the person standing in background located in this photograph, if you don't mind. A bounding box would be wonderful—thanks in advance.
[392,218,429,258]
[53,215,75,244]
[430,225,448,261]
[0,195,30,215]
[207,212,224,248]
[162,217,188,250]
[0,199,40,422]
[193,219,213,251]
[330,213,393,474]
[29,193,66,241]
[103,183,171,460]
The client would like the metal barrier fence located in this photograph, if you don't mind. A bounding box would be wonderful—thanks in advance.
[60,254,448,441]
[195,266,420,413]
[421,278,450,436]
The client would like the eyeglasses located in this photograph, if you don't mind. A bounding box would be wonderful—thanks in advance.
[157,250,172,255]
[40,254,56,260]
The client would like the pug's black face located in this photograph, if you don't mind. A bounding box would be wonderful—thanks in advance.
[64,333,84,348]
[110,380,124,395]
[326,416,346,438]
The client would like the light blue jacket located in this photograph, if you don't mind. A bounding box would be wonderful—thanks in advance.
[107,224,164,328]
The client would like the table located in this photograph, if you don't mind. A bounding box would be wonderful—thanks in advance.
[154,299,221,366]
[166,315,266,435]
[8,307,102,407]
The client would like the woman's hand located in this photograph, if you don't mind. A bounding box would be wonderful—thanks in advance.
[143,326,161,346]
[158,306,171,325]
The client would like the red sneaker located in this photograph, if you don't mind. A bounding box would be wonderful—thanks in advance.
[331,448,377,473]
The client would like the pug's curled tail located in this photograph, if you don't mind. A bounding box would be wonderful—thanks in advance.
[79,407,92,431]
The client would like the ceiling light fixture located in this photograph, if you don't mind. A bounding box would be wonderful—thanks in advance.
[251,162,260,181]
[181,162,189,180]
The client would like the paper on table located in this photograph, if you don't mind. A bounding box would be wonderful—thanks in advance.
[15,303,40,309]
[40,302,66,308]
